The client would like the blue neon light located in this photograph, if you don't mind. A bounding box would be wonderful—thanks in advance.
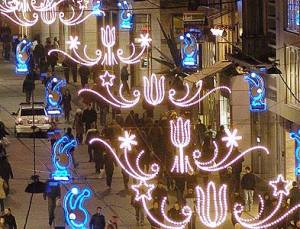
[51,136,77,181]
[291,129,300,176]
[180,32,198,69]
[92,1,103,16]
[45,77,66,116]
[118,0,133,30]
[16,39,32,75]
[244,71,267,112]
[63,186,91,229]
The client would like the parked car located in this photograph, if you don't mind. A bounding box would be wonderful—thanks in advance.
[14,102,51,137]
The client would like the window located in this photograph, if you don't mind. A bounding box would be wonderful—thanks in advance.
[287,0,300,33]
[285,46,300,106]
[21,108,45,116]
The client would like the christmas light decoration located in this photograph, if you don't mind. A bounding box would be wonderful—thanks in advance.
[45,76,66,116]
[233,175,295,229]
[244,71,267,112]
[143,74,165,106]
[193,129,270,172]
[50,25,151,66]
[169,80,231,107]
[180,32,198,69]
[118,0,133,30]
[78,71,141,108]
[51,135,77,181]
[0,0,105,27]
[195,182,228,228]
[16,39,32,75]
[290,129,300,176]
[170,117,194,174]
[63,186,91,229]
[90,132,160,181]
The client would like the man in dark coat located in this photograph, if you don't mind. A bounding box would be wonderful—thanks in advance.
[231,147,244,192]
[89,207,105,229]
[43,180,61,226]
[104,152,115,189]
[78,65,90,88]
[167,202,184,221]
[0,157,13,195]
[33,39,45,66]
[22,74,35,103]
[121,65,130,94]
[153,181,168,205]
[241,166,256,212]
[3,208,17,229]
[289,181,300,224]
[82,104,97,132]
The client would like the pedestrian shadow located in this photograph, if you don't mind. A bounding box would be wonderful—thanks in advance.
[116,189,130,197]
[97,189,111,198]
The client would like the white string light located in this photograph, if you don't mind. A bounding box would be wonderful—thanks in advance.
[143,74,165,106]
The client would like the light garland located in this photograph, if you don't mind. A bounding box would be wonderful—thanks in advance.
[233,175,293,229]
[118,0,133,30]
[78,71,141,108]
[195,182,228,228]
[170,117,194,174]
[169,80,231,107]
[50,25,151,66]
[143,74,165,106]
[45,76,66,116]
[193,129,270,172]
[16,39,32,75]
[290,129,300,176]
[63,186,91,229]
[0,0,105,27]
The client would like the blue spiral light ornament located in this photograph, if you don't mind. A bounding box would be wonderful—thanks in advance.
[180,32,198,69]
[244,71,267,112]
[16,39,32,75]
[291,129,300,176]
[118,0,133,30]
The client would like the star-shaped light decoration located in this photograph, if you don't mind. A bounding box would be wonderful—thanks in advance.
[132,180,155,201]
[222,129,242,148]
[66,36,81,50]
[139,34,152,47]
[269,174,290,197]
[118,131,137,151]
[99,71,115,87]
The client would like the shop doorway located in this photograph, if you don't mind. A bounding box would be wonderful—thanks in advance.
[285,130,296,181]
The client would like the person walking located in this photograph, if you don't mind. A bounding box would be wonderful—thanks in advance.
[62,89,72,123]
[106,216,118,229]
[289,181,300,224]
[89,207,105,229]
[62,57,70,84]
[232,147,244,192]
[73,109,84,144]
[53,199,66,229]
[33,39,45,67]
[70,61,78,83]
[22,74,35,103]
[85,123,99,162]
[147,201,163,229]
[78,65,90,88]
[131,193,144,226]
[0,177,7,214]
[121,65,130,94]
[93,139,105,178]
[0,157,13,195]
[3,208,17,229]
[167,202,184,221]
[82,104,97,132]
[104,152,115,189]
[241,166,256,212]
[153,181,168,205]
[64,128,78,168]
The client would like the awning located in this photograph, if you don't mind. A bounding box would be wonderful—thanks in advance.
[184,61,232,83]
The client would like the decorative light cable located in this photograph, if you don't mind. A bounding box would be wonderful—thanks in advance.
[290,129,300,176]
[195,182,228,228]
[0,0,105,27]
[78,71,141,108]
[180,32,198,69]
[50,25,151,66]
[45,76,66,116]
[169,80,231,107]
[244,71,267,112]
[90,131,159,181]
[233,175,294,229]
[117,0,133,30]
[193,129,270,172]
[16,39,32,75]
[170,117,194,174]
[143,74,165,106]
[63,186,91,229]
[51,135,77,181]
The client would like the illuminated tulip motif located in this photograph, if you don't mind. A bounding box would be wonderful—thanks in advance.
[195,182,228,228]
[170,118,194,174]
[143,74,165,106]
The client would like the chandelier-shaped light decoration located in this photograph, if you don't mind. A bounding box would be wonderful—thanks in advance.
[193,129,270,172]
[45,76,66,116]
[118,0,133,30]
[63,186,91,229]
[169,80,231,107]
[0,0,105,27]
[90,131,160,181]
[233,175,298,229]
[50,25,151,66]
[291,129,300,176]
[244,71,267,112]
[78,71,141,108]
[143,74,165,106]
[170,117,194,174]
[196,182,228,228]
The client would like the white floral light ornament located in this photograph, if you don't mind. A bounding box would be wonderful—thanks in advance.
[118,131,138,151]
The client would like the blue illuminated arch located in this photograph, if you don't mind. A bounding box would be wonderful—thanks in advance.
[16,39,32,75]
[180,32,198,69]
[118,0,134,30]
[244,71,267,112]
[291,129,300,176]
[63,186,91,229]
[45,77,66,116]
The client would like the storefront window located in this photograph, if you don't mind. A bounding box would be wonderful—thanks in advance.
[220,95,230,129]
[287,0,300,33]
